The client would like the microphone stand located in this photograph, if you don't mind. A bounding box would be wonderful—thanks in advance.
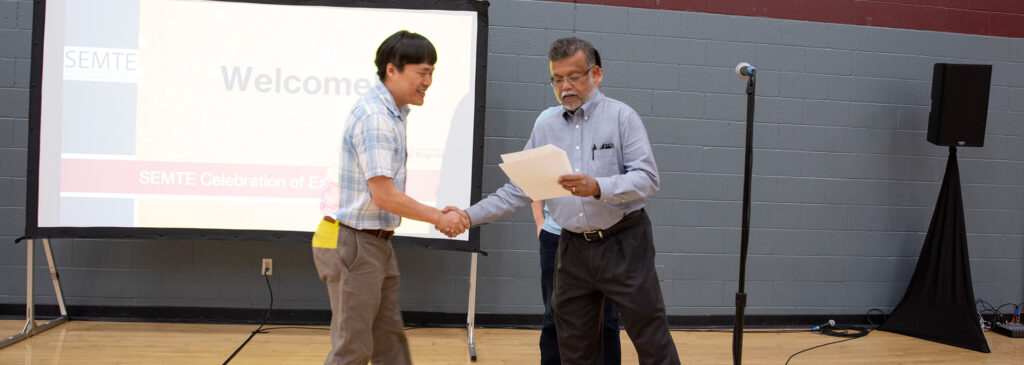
[732,72,755,365]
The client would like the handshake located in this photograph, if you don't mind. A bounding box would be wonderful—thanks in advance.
[435,206,470,238]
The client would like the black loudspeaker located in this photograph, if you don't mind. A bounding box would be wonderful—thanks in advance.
[927,63,992,147]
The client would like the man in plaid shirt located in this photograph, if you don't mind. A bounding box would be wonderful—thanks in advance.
[312,30,468,365]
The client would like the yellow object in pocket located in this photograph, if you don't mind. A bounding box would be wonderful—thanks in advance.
[312,219,339,249]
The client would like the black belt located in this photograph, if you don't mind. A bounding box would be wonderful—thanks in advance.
[564,209,645,242]
[323,216,395,241]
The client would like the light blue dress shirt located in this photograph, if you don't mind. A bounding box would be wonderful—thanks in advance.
[468,90,659,233]
[541,205,562,235]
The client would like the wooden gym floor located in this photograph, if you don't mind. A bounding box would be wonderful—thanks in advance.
[1,319,1021,364]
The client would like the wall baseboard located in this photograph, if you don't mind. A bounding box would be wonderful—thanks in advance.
[0,304,886,328]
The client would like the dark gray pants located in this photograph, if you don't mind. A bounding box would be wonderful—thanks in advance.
[551,213,679,365]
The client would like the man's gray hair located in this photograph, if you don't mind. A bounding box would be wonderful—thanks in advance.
[548,37,597,66]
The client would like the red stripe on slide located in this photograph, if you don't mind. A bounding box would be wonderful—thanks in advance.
[58,159,440,202]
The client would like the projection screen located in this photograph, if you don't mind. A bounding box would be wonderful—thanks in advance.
[25,0,487,250]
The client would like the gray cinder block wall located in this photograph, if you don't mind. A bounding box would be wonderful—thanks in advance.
[1,0,1022,320]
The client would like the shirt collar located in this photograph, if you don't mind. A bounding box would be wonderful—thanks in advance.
[373,79,410,120]
[562,89,604,121]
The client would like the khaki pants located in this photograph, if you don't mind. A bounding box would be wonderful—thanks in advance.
[312,220,411,365]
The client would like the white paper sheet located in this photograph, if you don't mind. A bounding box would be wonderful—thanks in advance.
[498,144,572,200]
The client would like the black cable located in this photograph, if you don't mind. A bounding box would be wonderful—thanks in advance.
[976,299,996,326]
[671,328,808,334]
[866,308,885,327]
[260,326,330,331]
[257,323,542,334]
[995,304,1018,322]
[819,325,870,338]
[223,274,274,365]
[784,321,871,364]
[784,336,860,365]
[976,299,1019,326]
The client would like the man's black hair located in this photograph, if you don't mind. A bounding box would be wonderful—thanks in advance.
[548,37,598,67]
[375,30,437,81]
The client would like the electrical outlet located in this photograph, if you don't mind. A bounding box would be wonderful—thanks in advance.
[261,258,273,276]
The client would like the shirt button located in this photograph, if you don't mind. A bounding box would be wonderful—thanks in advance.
[575,146,580,150]
[575,168,580,172]
[578,213,583,216]
[575,124,579,128]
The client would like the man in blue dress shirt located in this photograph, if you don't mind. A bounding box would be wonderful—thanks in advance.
[453,37,679,365]
[531,48,622,365]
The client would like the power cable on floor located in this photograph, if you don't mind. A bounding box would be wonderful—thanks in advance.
[223,272,273,365]
[784,319,872,364]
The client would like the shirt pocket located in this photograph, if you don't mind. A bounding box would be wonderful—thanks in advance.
[590,147,622,177]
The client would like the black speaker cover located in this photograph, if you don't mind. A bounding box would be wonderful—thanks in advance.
[880,147,990,353]
[927,63,991,147]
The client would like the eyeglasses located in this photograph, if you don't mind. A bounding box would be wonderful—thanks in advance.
[549,66,594,88]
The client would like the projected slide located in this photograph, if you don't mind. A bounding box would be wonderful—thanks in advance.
[35,0,478,240]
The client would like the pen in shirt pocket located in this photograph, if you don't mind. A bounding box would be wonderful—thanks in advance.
[591,144,596,160]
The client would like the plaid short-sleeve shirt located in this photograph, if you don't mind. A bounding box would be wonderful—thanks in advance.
[320,80,409,230]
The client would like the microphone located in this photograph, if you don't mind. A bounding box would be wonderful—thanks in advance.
[735,62,756,79]
[812,319,835,331]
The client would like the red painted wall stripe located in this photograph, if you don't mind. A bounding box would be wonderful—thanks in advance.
[542,0,1024,38]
